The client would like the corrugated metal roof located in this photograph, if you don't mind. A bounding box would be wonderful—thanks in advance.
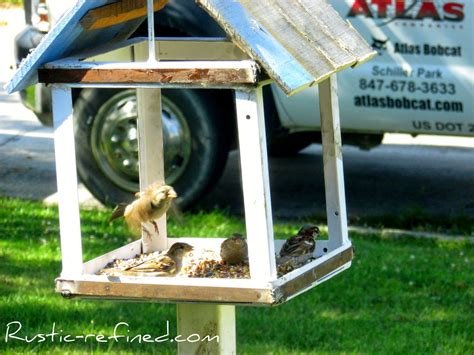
[7,0,376,96]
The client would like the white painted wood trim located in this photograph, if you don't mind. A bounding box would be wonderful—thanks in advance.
[80,272,267,289]
[283,262,352,303]
[44,59,259,71]
[319,75,349,251]
[136,88,167,253]
[69,37,142,63]
[49,37,248,64]
[133,38,249,62]
[146,0,157,63]
[271,242,352,286]
[51,86,83,278]
[83,239,142,275]
[177,304,236,354]
[235,88,277,281]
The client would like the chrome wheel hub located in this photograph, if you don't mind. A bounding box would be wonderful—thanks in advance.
[91,90,192,192]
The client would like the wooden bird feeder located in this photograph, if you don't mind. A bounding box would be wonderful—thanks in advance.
[7,0,376,306]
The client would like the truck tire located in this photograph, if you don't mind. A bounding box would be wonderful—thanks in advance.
[74,88,231,209]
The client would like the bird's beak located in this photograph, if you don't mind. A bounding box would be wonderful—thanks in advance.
[167,189,178,199]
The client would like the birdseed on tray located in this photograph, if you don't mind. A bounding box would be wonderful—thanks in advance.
[97,248,312,278]
[97,248,252,279]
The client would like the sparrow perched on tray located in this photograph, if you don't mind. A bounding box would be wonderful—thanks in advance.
[220,233,248,265]
[110,181,177,237]
[125,242,194,277]
[277,224,319,266]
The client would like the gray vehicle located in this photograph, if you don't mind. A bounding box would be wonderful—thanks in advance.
[15,0,473,207]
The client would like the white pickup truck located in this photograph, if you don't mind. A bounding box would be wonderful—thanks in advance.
[15,0,473,207]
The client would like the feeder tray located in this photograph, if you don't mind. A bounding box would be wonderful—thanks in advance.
[56,238,353,305]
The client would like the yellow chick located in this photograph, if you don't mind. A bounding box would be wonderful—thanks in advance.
[110,181,177,237]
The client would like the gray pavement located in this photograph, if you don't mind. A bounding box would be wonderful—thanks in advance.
[198,143,474,219]
[1,8,473,220]
[0,7,99,206]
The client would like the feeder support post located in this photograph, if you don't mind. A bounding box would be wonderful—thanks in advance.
[51,86,83,278]
[146,0,157,62]
[235,87,277,281]
[177,304,236,354]
[136,87,167,252]
[319,75,349,251]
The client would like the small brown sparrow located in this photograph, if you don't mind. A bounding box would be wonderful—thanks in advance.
[126,242,194,276]
[220,233,248,265]
[110,181,177,237]
[279,224,319,258]
[277,225,319,267]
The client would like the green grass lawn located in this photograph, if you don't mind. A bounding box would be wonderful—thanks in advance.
[0,197,473,354]
[0,0,21,6]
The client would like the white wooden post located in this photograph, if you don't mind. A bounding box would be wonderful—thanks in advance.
[319,75,349,251]
[51,86,83,277]
[235,87,277,281]
[136,88,167,253]
[146,0,157,63]
[177,304,236,354]
[135,2,166,252]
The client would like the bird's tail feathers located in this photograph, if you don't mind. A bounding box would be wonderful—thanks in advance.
[110,203,128,221]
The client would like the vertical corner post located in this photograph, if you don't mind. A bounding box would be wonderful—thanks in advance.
[177,304,236,354]
[51,86,83,277]
[136,88,167,253]
[319,75,349,250]
[235,86,277,281]
[146,0,157,62]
